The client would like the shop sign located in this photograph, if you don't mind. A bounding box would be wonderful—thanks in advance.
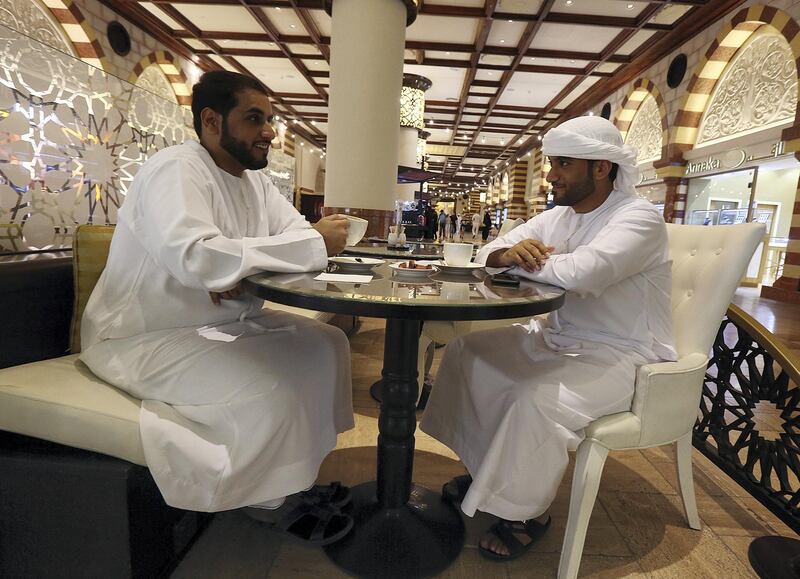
[638,169,659,184]
[686,157,722,175]
[685,140,786,176]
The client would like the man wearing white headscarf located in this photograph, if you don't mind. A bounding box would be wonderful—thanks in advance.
[420,116,676,561]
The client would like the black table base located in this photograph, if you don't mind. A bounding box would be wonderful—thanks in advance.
[324,482,464,578]
[369,379,432,410]
[325,318,463,577]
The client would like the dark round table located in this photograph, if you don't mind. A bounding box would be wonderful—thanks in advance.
[243,263,565,579]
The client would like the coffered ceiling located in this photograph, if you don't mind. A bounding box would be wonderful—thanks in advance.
[103,0,746,189]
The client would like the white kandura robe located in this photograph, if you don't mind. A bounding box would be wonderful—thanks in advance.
[80,140,354,512]
[420,189,677,521]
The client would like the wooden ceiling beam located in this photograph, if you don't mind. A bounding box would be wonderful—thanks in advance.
[238,1,329,105]
[480,3,665,173]
[287,0,330,62]
[451,0,556,176]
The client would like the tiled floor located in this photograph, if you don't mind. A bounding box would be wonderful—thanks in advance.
[171,304,797,579]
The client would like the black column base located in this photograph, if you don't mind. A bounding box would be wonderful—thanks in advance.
[749,536,800,578]
[324,482,465,579]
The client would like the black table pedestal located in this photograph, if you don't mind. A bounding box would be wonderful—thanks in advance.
[324,482,464,578]
[325,318,464,578]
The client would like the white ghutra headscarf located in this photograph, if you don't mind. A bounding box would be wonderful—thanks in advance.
[542,116,640,196]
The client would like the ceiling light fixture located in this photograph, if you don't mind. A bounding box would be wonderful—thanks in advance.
[290,24,296,29]
[627,3,634,8]
[565,0,573,5]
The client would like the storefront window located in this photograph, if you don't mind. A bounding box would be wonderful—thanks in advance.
[635,182,666,214]
[686,169,754,226]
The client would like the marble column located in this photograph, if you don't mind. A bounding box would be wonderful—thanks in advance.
[322,0,411,238]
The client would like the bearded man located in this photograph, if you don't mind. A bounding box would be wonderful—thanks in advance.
[80,71,355,546]
[421,116,676,560]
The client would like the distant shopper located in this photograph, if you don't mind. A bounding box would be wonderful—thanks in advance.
[438,209,447,241]
[482,211,492,242]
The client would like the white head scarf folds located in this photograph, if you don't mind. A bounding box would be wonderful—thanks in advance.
[542,116,640,196]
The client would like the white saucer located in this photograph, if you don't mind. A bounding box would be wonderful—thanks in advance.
[388,261,438,277]
[330,256,385,272]
[434,260,485,274]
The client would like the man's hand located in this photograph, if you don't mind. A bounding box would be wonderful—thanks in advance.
[487,239,555,273]
[313,214,350,256]
[209,282,243,305]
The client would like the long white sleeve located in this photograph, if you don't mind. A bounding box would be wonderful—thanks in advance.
[513,206,667,298]
[129,154,327,293]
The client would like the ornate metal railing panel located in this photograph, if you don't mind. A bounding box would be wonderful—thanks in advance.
[694,304,800,534]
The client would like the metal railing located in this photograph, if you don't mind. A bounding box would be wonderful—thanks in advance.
[694,304,800,534]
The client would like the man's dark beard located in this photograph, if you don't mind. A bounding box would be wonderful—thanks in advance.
[220,118,269,170]
[553,170,595,207]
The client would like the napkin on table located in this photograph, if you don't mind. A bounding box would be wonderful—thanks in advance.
[314,272,373,283]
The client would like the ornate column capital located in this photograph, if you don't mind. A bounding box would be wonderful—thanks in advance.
[324,0,421,26]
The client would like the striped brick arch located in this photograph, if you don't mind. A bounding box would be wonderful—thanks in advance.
[506,161,528,221]
[615,78,669,162]
[42,0,106,69]
[667,5,800,301]
[669,5,800,162]
[129,51,192,108]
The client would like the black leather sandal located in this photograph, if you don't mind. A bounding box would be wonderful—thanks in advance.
[441,474,472,504]
[267,500,354,547]
[300,481,351,509]
[478,517,552,561]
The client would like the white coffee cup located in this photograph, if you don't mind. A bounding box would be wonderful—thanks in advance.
[345,216,368,246]
[443,242,473,266]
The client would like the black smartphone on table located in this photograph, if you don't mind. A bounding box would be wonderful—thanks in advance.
[490,273,520,287]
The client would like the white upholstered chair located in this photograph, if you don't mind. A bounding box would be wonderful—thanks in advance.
[558,222,765,579]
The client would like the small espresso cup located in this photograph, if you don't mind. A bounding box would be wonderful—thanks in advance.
[443,242,473,266]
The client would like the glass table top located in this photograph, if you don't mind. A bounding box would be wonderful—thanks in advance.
[244,261,565,321]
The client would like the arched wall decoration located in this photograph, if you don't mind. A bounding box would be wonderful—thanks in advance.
[696,29,797,147]
[615,78,668,165]
[39,0,106,70]
[129,51,191,109]
[670,5,800,161]
[0,0,74,56]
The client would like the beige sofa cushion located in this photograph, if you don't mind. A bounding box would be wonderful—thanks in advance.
[0,355,145,465]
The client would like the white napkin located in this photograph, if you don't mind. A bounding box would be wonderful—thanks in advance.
[314,272,373,283]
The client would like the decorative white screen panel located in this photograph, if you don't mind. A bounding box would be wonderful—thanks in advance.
[626,94,662,164]
[697,31,798,147]
[0,23,196,253]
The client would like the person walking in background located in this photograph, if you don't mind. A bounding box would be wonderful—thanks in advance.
[482,210,492,242]
[472,211,482,240]
[438,209,446,241]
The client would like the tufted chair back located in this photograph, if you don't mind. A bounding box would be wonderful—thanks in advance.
[497,217,525,238]
[560,222,766,579]
[667,223,765,359]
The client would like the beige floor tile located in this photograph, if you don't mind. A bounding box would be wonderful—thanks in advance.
[438,546,511,579]
[718,535,757,572]
[266,542,350,579]
[695,494,771,537]
[598,452,676,496]
[170,511,280,579]
[602,492,755,578]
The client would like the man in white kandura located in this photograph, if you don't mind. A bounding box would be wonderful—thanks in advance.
[81,71,356,546]
[421,116,676,561]
[471,210,482,241]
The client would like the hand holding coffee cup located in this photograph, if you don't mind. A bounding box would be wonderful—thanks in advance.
[344,215,369,247]
[312,214,349,256]
[443,242,473,266]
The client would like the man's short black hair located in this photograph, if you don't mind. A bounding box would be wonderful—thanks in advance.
[191,71,268,136]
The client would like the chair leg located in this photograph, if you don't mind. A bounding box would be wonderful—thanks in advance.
[558,439,609,579]
[675,432,701,530]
